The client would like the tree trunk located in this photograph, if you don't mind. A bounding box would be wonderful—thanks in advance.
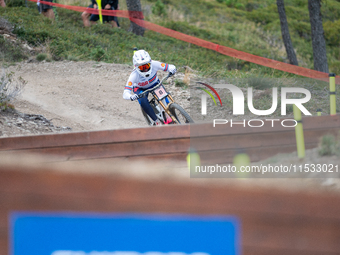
[126,0,145,36]
[277,0,298,66]
[308,0,328,73]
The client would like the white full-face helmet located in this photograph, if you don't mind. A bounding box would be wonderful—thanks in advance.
[133,50,152,78]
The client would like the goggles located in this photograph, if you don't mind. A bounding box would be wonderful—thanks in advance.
[138,63,151,72]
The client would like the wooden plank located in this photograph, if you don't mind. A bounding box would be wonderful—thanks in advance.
[1,115,339,153]
[1,169,340,220]
[1,167,340,254]
[0,125,190,151]
[4,138,189,160]
[190,115,340,137]
[0,115,339,166]
[191,127,338,151]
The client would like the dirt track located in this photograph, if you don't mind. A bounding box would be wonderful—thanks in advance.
[5,60,191,134]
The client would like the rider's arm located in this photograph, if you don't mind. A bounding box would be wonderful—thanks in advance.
[123,73,136,100]
[152,60,176,74]
[123,89,132,100]
[123,82,133,100]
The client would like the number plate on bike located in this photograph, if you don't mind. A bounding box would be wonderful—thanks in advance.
[154,85,168,100]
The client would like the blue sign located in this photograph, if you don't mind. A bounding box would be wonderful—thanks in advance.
[10,213,240,255]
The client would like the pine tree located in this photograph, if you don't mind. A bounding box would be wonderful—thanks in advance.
[126,0,145,36]
[308,0,328,72]
[277,0,298,65]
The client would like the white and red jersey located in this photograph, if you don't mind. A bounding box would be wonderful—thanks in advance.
[123,60,175,100]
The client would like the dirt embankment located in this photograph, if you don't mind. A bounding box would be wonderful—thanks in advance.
[1,60,191,137]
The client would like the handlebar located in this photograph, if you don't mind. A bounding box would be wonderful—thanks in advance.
[136,73,172,99]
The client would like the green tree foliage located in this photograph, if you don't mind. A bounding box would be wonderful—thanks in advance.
[152,0,167,16]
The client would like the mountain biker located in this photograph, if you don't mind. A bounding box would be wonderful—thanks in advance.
[123,50,177,126]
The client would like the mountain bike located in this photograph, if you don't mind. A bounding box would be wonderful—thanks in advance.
[136,73,194,126]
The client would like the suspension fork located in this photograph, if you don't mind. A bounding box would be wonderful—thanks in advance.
[153,94,179,124]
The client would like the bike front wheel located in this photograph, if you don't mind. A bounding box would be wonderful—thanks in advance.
[169,103,194,124]
[141,107,154,126]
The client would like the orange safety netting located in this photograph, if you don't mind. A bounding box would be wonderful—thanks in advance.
[31,0,340,83]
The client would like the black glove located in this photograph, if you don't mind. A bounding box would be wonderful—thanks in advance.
[130,94,138,101]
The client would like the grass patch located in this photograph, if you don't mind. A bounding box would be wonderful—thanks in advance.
[0,0,339,77]
[319,134,340,156]
[0,36,29,62]
[174,79,188,89]
[36,53,47,62]
[247,76,273,90]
